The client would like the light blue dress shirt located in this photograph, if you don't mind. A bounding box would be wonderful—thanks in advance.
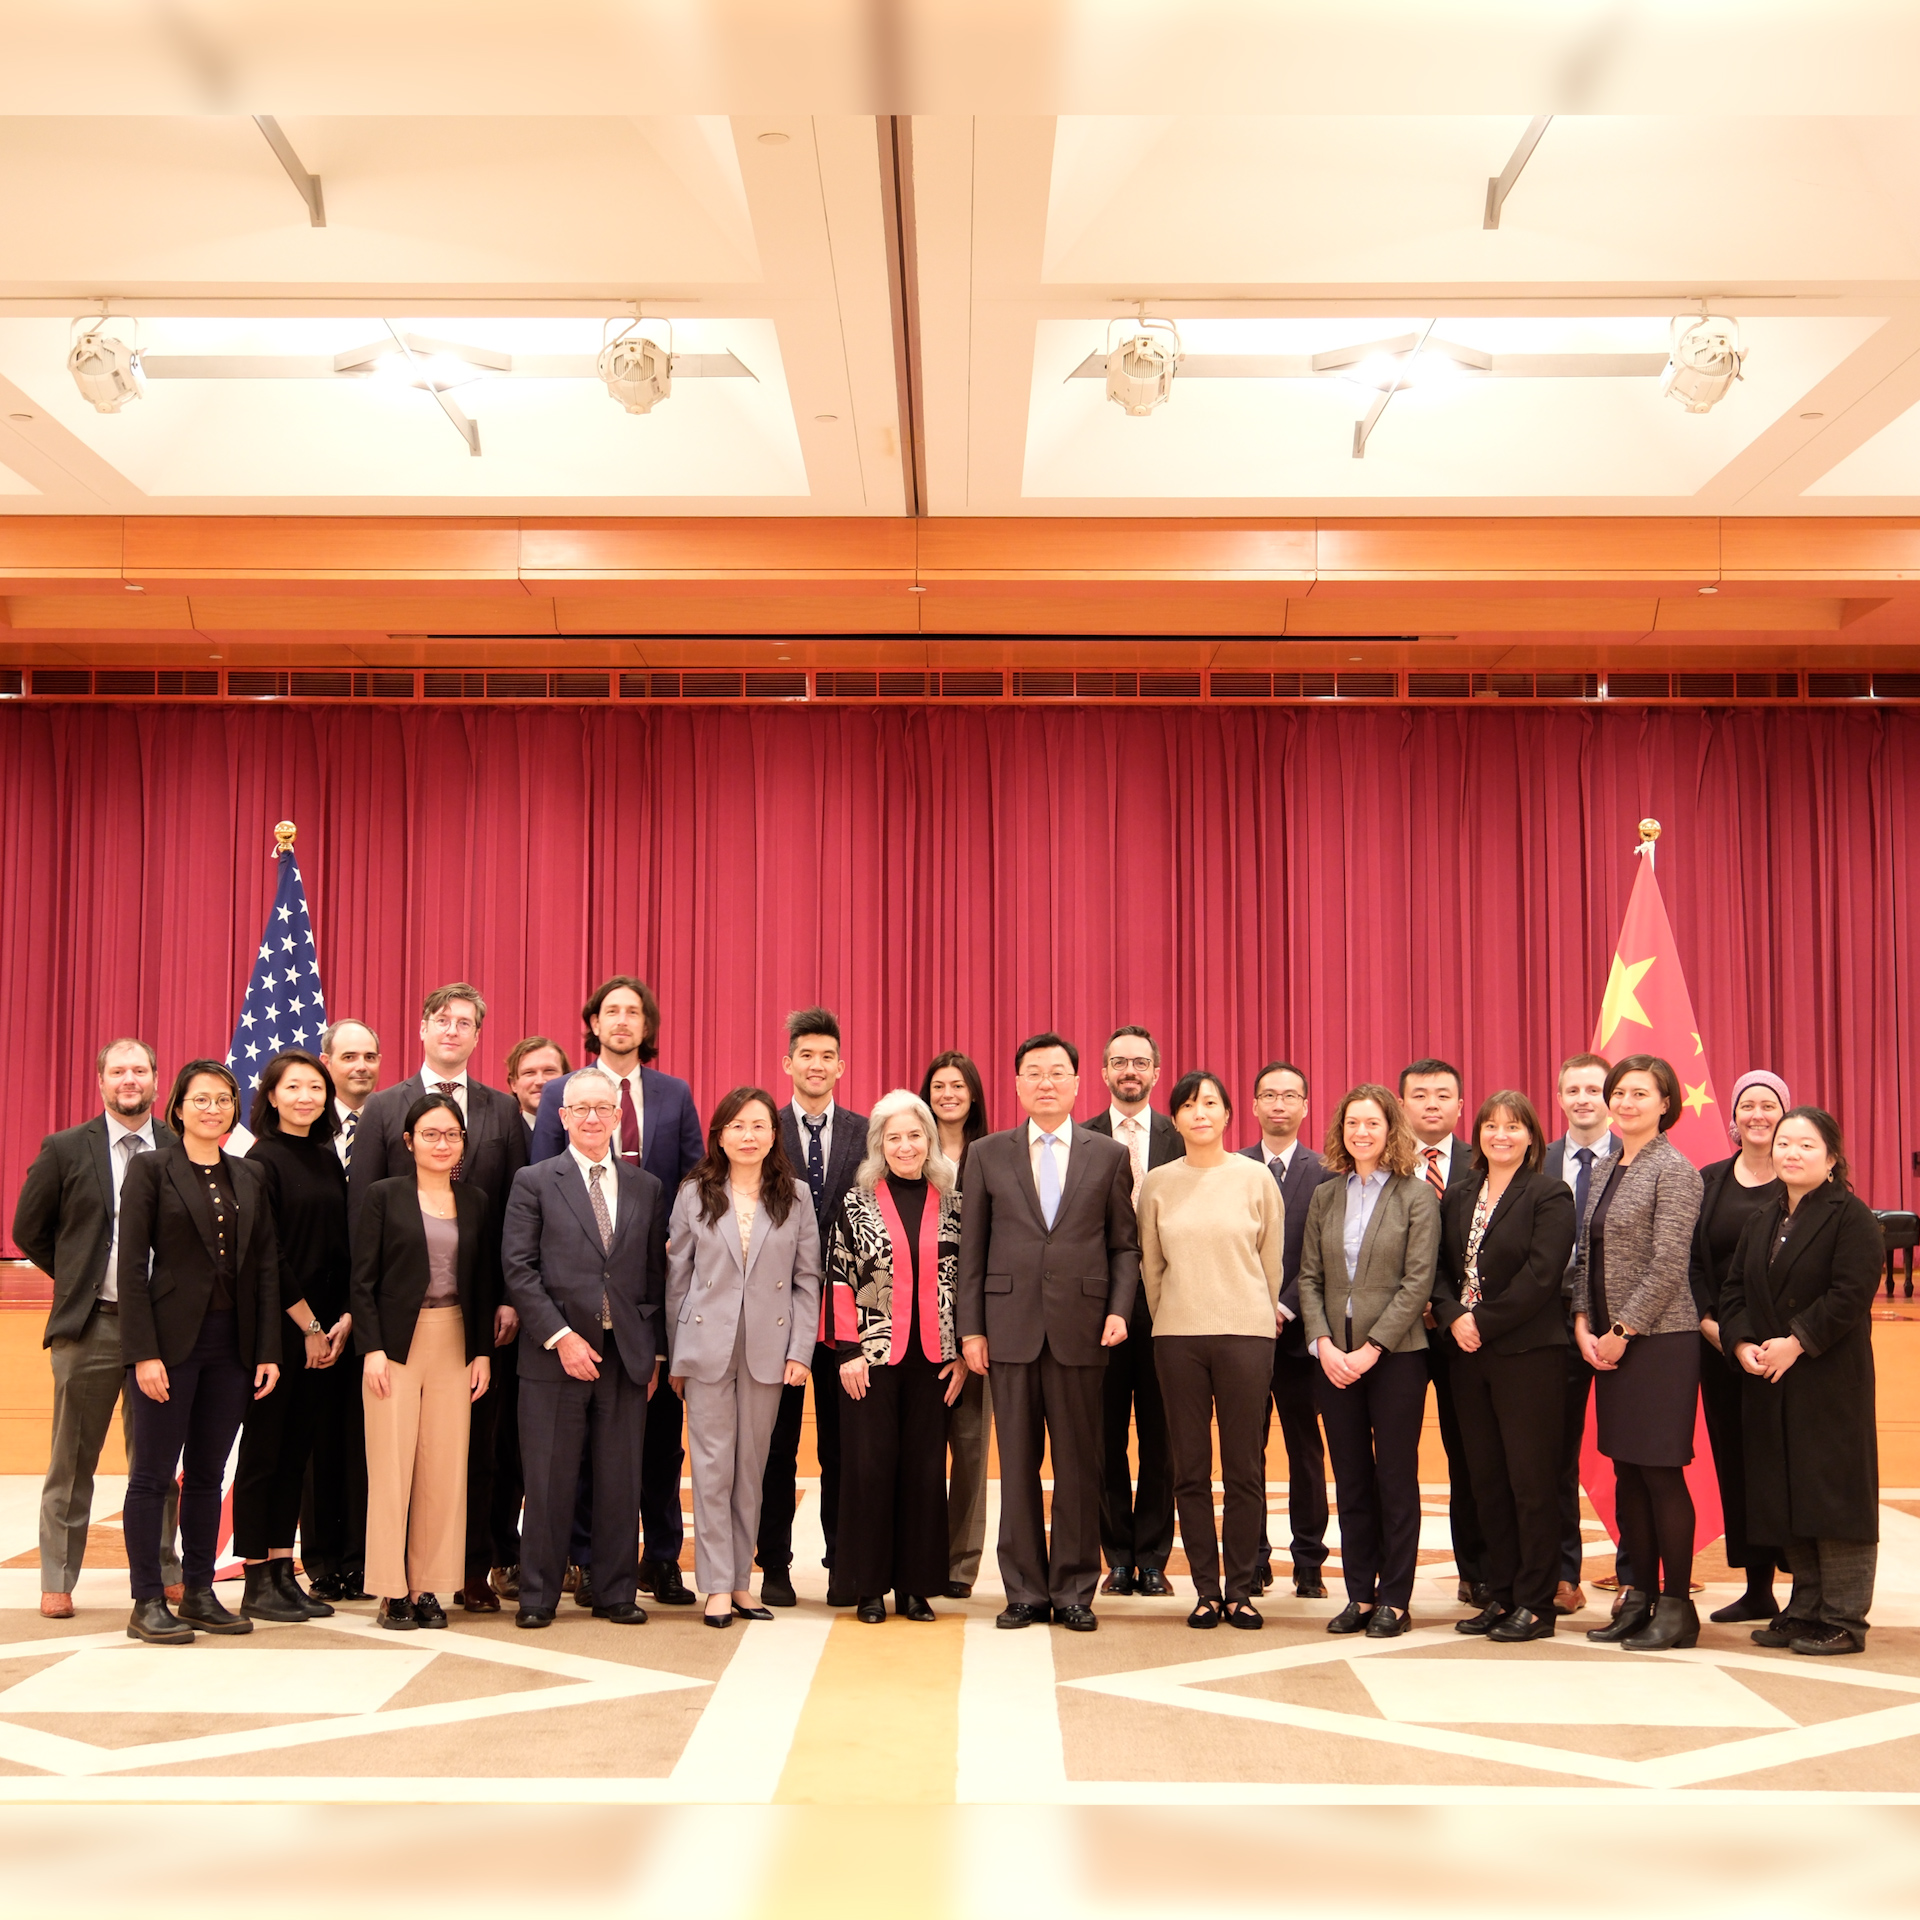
[1342,1167,1390,1285]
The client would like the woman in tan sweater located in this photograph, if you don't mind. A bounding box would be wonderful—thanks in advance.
[1138,1070,1285,1630]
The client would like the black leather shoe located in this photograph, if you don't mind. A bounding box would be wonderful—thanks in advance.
[1294,1577,1330,1600]
[702,1607,733,1630]
[898,1594,936,1622]
[573,1575,596,1610]
[377,1597,417,1631]
[1326,1601,1374,1634]
[1100,1567,1136,1596]
[179,1585,253,1634]
[760,1570,798,1609]
[1488,1606,1555,1643]
[1622,1595,1699,1652]
[944,1580,973,1599]
[411,1592,448,1629]
[857,1597,887,1624]
[1364,1607,1410,1638]
[1586,1588,1655,1643]
[1790,1624,1862,1656]
[1226,1600,1264,1631]
[1456,1579,1492,1606]
[1055,1605,1098,1633]
[515,1606,554,1629]
[1750,1615,1798,1648]
[336,1572,371,1602]
[1251,1565,1273,1595]
[1455,1601,1510,1636]
[127,1597,194,1644]
[996,1602,1049,1629]
[732,1599,774,1622]
[642,1560,694,1606]
[309,1573,347,1602]
[276,1560,333,1617]
[1136,1568,1174,1597]
[237,1564,303,1624]
[592,1601,649,1625]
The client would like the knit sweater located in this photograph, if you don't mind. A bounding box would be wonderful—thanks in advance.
[1569,1131,1705,1337]
[1138,1154,1284,1338]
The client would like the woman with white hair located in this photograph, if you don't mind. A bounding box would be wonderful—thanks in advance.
[828,1088,968,1622]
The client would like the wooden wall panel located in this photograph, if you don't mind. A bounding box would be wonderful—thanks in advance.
[520,518,916,578]
[1722,519,1920,579]
[918,518,1316,579]
[0,518,123,584]
[553,581,920,633]
[123,518,522,580]
[1315,517,1721,580]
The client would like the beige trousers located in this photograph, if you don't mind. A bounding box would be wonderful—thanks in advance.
[364,1307,470,1599]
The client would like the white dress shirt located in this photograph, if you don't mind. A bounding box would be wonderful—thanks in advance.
[1556,1129,1618,1271]
[792,1097,837,1172]
[101,1111,157,1303]
[421,1064,469,1113]
[1027,1115,1073,1195]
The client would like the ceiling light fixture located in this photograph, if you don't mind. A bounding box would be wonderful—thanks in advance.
[1662,311,1745,414]
[1104,314,1181,416]
[67,317,143,413]
[598,315,673,415]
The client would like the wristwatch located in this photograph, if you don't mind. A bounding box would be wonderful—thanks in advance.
[1608,1320,1631,1340]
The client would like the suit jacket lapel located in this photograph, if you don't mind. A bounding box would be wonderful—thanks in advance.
[88,1116,115,1217]
[1004,1128,1049,1236]
[1766,1185,1839,1302]
[557,1153,609,1249]
[610,1160,644,1251]
[741,1195,771,1277]
[1055,1123,1099,1226]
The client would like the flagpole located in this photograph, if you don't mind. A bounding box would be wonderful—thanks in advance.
[1636,816,1660,871]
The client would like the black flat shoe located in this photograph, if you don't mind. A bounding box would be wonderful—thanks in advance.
[127,1597,194,1644]
[1136,1568,1174,1597]
[592,1601,649,1624]
[856,1597,888,1624]
[944,1580,973,1599]
[1488,1606,1555,1643]
[1326,1601,1374,1635]
[1455,1601,1510,1636]
[515,1606,555,1629]
[377,1597,417,1631]
[1364,1607,1410,1639]
[276,1561,333,1617]
[178,1585,253,1635]
[1226,1600,1264,1631]
[760,1570,798,1608]
[702,1607,733,1630]
[1187,1598,1223,1630]
[1054,1605,1098,1633]
[996,1602,1049,1629]
[411,1592,448,1629]
[732,1600,773,1622]
[898,1594,936,1622]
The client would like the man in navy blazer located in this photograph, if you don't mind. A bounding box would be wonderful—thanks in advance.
[528,975,704,1605]
[504,1067,668,1628]
[1240,1061,1338,1598]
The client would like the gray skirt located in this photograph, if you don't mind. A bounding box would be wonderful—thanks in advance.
[1595,1329,1699,1468]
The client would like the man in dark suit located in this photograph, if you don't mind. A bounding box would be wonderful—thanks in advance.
[957,1032,1139,1632]
[528,975,703,1607]
[348,982,528,1613]
[503,1067,667,1627]
[757,1006,867,1608]
[1084,1025,1182,1596]
[1400,1057,1489,1607]
[12,1038,181,1617]
[1241,1059,1337,1599]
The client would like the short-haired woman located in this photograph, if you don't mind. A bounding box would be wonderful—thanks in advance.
[1138,1071,1284,1630]
[921,1049,993,1599]
[1573,1054,1706,1653]
[830,1090,968,1622]
[1690,1068,1791,1626]
[1298,1084,1440,1639]
[352,1091,497,1631]
[234,1048,351,1623]
[1722,1107,1884,1655]
[117,1060,282,1643]
[667,1088,821,1627]
[1432,1091,1577,1642]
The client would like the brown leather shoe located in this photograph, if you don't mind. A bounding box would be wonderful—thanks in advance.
[39,1592,74,1619]
[460,1579,500,1613]
[1553,1581,1586,1615]
[489,1564,521,1601]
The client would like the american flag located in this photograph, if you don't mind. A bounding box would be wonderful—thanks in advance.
[225,836,328,1094]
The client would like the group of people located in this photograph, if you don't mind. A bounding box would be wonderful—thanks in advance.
[12,982,1884,1659]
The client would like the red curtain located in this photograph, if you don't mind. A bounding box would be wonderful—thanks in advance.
[4,700,1916,1253]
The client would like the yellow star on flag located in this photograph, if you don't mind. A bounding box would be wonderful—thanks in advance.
[1597,953,1657,1048]
[1683,1081,1715,1117]
[1691,1031,1705,1057]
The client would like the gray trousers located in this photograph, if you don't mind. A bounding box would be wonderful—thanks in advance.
[1783,1535,1877,1648]
[684,1338,785,1597]
[946,1367,992,1586]
[42,1306,180,1591]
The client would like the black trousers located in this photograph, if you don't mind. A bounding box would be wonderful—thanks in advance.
[836,1342,950,1599]
[1450,1344,1565,1616]
[1099,1295,1175,1575]
[1556,1337,1637,1589]
[1156,1334,1273,1603]
[462,1342,508,1586]
[1257,1341,1331,1579]
[232,1316,315,1558]
[570,1370,684,1575]
[1314,1347,1428,1611]
[758,1340,842,1577]
[485,1333,523,1568]
[518,1333,648,1616]
[1425,1334,1486,1585]
[301,1350,367,1580]
[993,1343,1105,1611]
[124,1309,250,1600]
[1699,1333,1785,1577]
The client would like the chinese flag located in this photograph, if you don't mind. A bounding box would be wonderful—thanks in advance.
[1578,841,1726,1555]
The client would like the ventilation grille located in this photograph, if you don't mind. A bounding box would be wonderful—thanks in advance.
[936,671,1004,698]
[1336,672,1397,698]
[0,668,21,697]
[1873,672,1920,699]
[1808,672,1870,699]
[1139,671,1203,698]
[1607,672,1671,700]
[1739,672,1799,698]
[227,670,290,698]
[1408,672,1471,699]
[32,669,92,695]
[1074,671,1139,697]
[1210,671,1273,699]
[1010,671,1074,698]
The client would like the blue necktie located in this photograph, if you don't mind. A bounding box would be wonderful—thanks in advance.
[802,1112,827,1215]
[1573,1145,1595,1225]
[1038,1131,1063,1229]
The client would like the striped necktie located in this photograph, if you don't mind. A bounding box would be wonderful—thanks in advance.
[1422,1146,1446,1200]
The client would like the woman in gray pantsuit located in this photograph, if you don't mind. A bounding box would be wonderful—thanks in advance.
[666,1088,820,1628]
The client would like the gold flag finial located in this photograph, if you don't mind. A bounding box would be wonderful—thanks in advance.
[1634,817,1661,864]
[1638,818,1661,842]
[273,820,297,857]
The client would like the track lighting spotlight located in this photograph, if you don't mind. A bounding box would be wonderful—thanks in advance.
[68,324,143,413]
[1661,313,1744,414]
[1104,316,1181,416]
[597,318,673,415]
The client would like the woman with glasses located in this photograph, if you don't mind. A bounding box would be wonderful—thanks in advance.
[116,1061,283,1644]
[352,1091,497,1631]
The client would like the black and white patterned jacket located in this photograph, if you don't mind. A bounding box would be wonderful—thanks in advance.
[827,1181,963,1365]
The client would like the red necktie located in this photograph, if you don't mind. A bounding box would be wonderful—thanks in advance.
[619,1077,641,1163]
[1423,1147,1446,1199]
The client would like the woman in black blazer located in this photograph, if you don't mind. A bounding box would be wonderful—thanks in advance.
[1431,1091,1576,1643]
[117,1060,282,1645]
[351,1091,497,1631]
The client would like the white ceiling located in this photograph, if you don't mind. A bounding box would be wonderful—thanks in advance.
[3,13,1920,517]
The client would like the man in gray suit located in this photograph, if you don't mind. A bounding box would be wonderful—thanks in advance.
[502,1067,667,1628]
[13,1038,182,1617]
[956,1032,1139,1632]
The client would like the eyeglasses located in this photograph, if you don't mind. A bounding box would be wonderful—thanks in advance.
[1257,1089,1306,1105]
[1019,1068,1077,1086]
[566,1103,617,1120]
[184,1093,235,1113]
[412,1127,464,1147]
[426,1014,477,1035]
[1105,1056,1155,1073]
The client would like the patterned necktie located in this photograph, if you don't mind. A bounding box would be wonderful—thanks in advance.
[802,1112,827,1215]
[1423,1146,1446,1200]
[1573,1145,1595,1224]
[435,1081,466,1182]
[1120,1115,1146,1204]
[1038,1131,1063,1228]
[618,1077,641,1163]
[340,1109,358,1170]
[588,1161,613,1328]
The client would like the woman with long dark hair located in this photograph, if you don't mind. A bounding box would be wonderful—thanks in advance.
[666,1088,821,1627]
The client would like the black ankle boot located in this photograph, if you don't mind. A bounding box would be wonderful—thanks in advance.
[1585,1587,1654,1642]
[127,1596,194,1644]
[238,1563,307,1623]
[273,1559,333,1617]
[177,1584,254,1634]
[1622,1593,1700,1651]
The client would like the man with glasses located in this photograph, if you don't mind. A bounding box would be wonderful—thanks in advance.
[348,983,528,1612]
[956,1033,1139,1632]
[1083,1026,1183,1597]
[14,1038,183,1618]
[1239,1061,1337,1598]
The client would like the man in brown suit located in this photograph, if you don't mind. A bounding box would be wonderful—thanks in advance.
[956,1032,1139,1632]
